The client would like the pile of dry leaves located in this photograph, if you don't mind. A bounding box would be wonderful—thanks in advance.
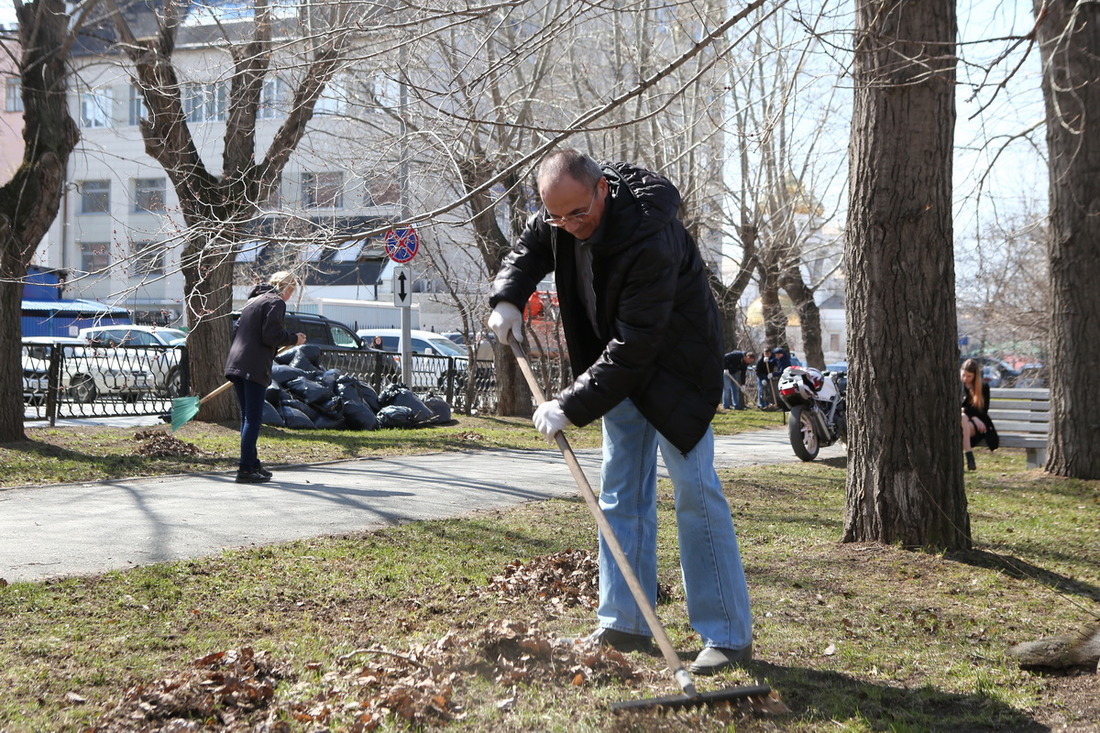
[91,647,291,732]
[91,622,644,731]
[133,429,207,458]
[479,548,601,610]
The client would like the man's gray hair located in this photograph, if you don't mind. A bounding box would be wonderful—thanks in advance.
[538,148,603,188]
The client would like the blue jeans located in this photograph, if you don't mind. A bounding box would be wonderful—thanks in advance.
[722,373,743,409]
[756,376,771,408]
[231,376,268,471]
[596,399,753,650]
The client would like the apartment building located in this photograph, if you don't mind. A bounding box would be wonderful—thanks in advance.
[30,5,408,326]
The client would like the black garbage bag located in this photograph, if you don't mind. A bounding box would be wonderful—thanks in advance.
[313,395,344,418]
[271,363,308,386]
[342,400,378,430]
[357,382,381,412]
[336,379,363,404]
[319,369,343,392]
[265,385,283,407]
[285,376,335,406]
[261,401,285,426]
[279,404,315,429]
[313,413,346,430]
[378,383,434,423]
[376,405,419,429]
[422,393,452,423]
[285,345,324,372]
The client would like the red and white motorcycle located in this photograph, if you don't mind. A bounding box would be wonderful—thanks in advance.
[776,366,847,461]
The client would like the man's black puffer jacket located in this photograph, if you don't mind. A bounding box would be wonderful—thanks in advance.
[490,161,722,454]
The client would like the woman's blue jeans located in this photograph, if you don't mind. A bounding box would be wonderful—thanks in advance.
[230,376,268,471]
[596,399,753,650]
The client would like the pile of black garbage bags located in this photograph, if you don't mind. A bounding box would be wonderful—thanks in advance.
[262,345,452,430]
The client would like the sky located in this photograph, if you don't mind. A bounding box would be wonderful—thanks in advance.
[0,0,1047,250]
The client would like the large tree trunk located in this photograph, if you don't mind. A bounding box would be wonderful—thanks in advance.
[1034,0,1100,478]
[181,233,236,423]
[843,0,969,549]
[0,0,79,443]
[782,268,826,369]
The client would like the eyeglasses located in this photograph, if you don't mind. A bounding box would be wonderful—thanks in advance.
[542,185,599,227]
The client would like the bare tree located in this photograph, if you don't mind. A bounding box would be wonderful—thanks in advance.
[1033,0,1100,478]
[0,0,82,442]
[843,0,970,549]
[723,7,849,364]
[956,211,1049,360]
[103,0,354,421]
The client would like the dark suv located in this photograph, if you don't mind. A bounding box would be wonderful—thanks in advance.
[233,310,398,382]
[281,311,367,350]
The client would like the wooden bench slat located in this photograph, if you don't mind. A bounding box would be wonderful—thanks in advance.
[990,387,1050,400]
[994,421,1049,434]
[987,409,1049,423]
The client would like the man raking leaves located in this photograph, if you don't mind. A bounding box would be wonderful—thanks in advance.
[489,149,762,710]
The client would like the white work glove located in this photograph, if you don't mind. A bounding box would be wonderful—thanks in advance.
[488,301,524,345]
[532,399,571,441]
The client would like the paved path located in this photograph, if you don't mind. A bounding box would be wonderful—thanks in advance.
[1,428,843,583]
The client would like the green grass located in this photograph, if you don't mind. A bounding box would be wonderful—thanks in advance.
[1,412,1097,731]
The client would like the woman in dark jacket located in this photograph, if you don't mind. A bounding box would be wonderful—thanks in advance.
[224,271,305,483]
[961,358,992,471]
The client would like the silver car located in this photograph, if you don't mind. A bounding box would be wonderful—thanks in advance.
[22,337,157,403]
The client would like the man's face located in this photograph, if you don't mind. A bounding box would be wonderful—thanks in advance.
[540,175,607,240]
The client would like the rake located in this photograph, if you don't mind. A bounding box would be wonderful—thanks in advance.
[170,345,293,432]
[507,334,771,712]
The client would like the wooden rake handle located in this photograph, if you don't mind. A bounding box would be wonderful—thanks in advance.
[507,335,697,697]
[199,343,297,406]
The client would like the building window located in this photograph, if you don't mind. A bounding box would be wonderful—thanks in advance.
[182,81,228,123]
[302,172,343,209]
[830,333,841,352]
[258,77,286,120]
[79,180,110,214]
[129,84,147,126]
[79,88,113,128]
[363,176,400,206]
[133,178,166,212]
[132,240,163,276]
[79,241,110,274]
[4,77,22,113]
[314,77,347,116]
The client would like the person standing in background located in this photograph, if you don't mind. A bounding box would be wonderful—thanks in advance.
[722,349,756,411]
[756,347,774,409]
[224,271,306,483]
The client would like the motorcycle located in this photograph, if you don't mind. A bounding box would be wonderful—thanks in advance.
[776,365,847,461]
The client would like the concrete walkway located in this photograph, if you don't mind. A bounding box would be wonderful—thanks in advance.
[1,427,844,583]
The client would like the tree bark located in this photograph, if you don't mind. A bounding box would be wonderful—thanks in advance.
[1033,0,1100,478]
[781,268,825,368]
[843,0,970,549]
[0,0,80,442]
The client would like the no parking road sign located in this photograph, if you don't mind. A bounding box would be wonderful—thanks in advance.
[384,226,420,263]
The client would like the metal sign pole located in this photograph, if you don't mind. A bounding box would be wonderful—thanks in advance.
[392,264,412,386]
[385,227,420,388]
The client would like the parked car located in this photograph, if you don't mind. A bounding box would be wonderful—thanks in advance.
[78,325,187,397]
[23,336,157,403]
[235,310,400,380]
[22,351,49,405]
[356,328,471,389]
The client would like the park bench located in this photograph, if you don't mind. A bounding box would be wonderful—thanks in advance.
[988,387,1049,469]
